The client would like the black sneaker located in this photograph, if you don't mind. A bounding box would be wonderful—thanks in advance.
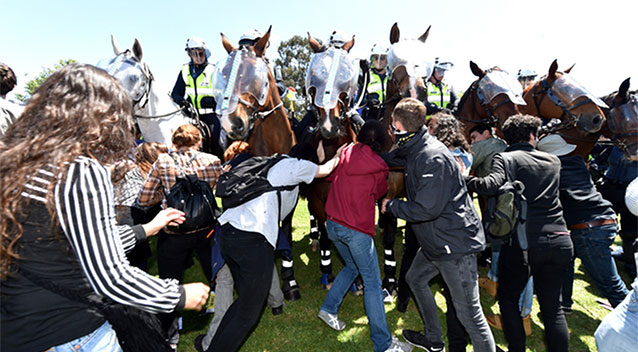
[271,304,284,316]
[402,330,445,352]
[194,334,206,352]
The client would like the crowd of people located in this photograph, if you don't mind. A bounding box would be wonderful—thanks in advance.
[1,28,637,352]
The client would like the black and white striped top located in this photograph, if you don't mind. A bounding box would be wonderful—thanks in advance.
[24,156,184,313]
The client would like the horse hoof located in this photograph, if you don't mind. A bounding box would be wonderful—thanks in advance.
[284,287,301,301]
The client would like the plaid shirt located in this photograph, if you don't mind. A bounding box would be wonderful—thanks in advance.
[137,149,223,206]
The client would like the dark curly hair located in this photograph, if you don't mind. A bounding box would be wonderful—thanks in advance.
[502,114,542,145]
[430,113,470,151]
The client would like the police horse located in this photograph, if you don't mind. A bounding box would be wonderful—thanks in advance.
[98,35,193,147]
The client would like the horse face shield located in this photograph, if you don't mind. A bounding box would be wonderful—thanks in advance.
[213,49,270,139]
[477,71,527,106]
[549,75,607,133]
[387,40,433,99]
[608,94,638,159]
[305,48,359,110]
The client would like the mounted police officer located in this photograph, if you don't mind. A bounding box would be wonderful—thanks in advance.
[425,58,457,116]
[171,36,223,159]
[363,44,389,122]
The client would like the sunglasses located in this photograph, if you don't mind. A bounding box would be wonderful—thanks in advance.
[190,50,206,58]
[371,55,387,61]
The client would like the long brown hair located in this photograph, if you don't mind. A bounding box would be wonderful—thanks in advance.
[0,63,135,278]
[135,142,169,178]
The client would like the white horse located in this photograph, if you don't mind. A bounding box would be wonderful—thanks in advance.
[97,35,191,147]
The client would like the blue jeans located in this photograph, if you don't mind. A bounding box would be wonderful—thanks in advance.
[321,220,392,352]
[595,282,638,351]
[407,250,495,352]
[563,224,629,308]
[48,321,121,352]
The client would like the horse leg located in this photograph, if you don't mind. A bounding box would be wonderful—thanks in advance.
[280,210,301,301]
[309,213,320,252]
[378,207,398,296]
[317,220,335,289]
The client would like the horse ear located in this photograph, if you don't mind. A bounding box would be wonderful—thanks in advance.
[253,26,272,57]
[548,59,559,79]
[221,33,235,54]
[564,63,575,74]
[132,38,143,62]
[111,34,123,55]
[418,25,431,43]
[619,77,631,96]
[390,22,400,44]
[342,36,355,53]
[308,33,322,53]
[469,61,484,78]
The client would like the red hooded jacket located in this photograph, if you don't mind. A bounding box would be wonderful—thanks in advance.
[326,143,389,237]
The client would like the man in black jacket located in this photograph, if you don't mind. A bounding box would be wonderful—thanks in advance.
[381,98,494,352]
[466,115,573,352]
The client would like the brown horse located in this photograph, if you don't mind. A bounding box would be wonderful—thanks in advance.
[217,26,296,157]
[304,33,358,287]
[454,62,526,139]
[521,59,607,159]
[600,78,638,160]
[215,26,301,300]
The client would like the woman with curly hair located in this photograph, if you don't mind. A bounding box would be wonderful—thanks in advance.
[428,112,473,176]
[0,64,210,352]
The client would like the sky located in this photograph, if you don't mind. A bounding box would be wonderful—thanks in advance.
[3,0,637,102]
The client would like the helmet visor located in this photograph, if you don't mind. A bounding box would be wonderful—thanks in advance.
[305,48,359,109]
[212,49,270,116]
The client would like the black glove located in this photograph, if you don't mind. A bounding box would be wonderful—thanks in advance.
[359,59,370,73]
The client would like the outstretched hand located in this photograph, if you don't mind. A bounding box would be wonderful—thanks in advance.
[142,208,186,237]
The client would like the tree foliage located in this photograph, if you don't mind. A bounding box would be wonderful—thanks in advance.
[275,35,320,115]
[15,59,76,103]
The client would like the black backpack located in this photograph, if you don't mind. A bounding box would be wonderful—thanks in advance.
[164,153,220,233]
[215,154,297,210]
[483,153,529,257]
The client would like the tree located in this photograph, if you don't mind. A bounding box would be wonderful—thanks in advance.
[15,59,76,103]
[275,36,317,115]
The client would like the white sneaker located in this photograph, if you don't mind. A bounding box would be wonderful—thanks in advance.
[318,310,346,331]
[385,336,413,352]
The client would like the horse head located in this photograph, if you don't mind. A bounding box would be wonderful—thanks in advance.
[522,59,606,134]
[385,23,432,107]
[97,35,153,111]
[305,33,358,140]
[455,61,526,138]
[214,26,294,156]
[601,78,638,160]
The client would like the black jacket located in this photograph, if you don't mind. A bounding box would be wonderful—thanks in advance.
[384,127,485,261]
[466,143,568,246]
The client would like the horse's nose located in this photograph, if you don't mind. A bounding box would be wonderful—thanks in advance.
[592,115,602,126]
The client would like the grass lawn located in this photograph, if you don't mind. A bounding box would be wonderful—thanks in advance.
[147,198,634,351]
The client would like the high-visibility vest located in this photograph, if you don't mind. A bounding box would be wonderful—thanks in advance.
[427,81,451,108]
[181,63,215,114]
[366,70,388,103]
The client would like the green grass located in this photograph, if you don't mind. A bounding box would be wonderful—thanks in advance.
[147,198,633,351]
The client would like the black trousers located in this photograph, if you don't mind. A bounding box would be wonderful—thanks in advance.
[200,113,224,161]
[157,229,212,338]
[498,233,573,352]
[599,181,638,277]
[208,224,274,352]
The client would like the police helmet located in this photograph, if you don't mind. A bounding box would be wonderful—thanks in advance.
[185,36,211,59]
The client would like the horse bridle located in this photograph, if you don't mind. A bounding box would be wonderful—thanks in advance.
[529,75,596,134]
[104,50,154,111]
[605,93,638,155]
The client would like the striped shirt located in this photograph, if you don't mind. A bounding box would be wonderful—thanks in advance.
[26,157,184,313]
[138,149,223,207]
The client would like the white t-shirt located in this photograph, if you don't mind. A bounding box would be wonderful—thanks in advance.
[218,157,318,248]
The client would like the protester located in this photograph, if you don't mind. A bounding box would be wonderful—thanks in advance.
[0,62,22,136]
[0,63,209,352]
[381,98,495,352]
[206,142,342,352]
[466,114,573,352]
[137,124,223,349]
